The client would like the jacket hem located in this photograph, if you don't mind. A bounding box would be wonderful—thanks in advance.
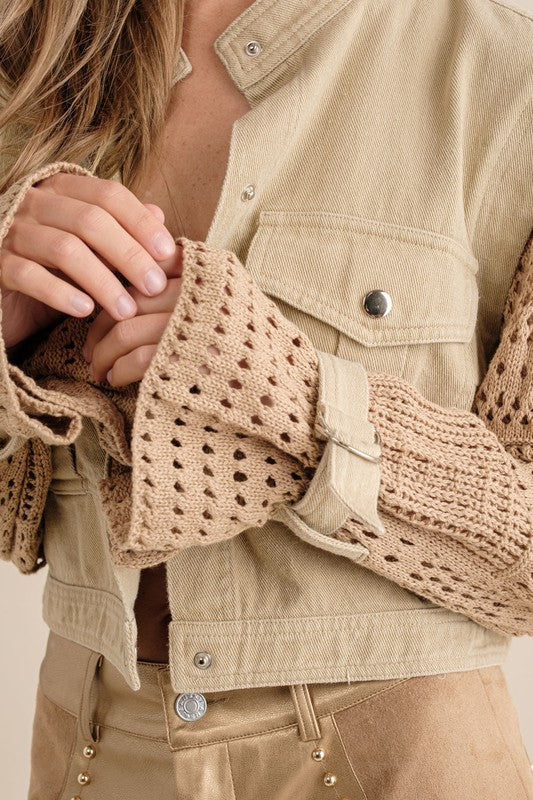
[168,610,511,692]
[41,575,511,695]
[42,575,141,690]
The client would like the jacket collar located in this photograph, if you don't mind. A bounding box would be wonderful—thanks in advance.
[174,0,355,92]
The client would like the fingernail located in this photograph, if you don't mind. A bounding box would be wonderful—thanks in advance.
[144,267,167,294]
[153,231,175,258]
[106,369,113,384]
[71,294,93,314]
[116,294,137,317]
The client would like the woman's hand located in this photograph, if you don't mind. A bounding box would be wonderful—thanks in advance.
[0,171,177,349]
[82,270,183,387]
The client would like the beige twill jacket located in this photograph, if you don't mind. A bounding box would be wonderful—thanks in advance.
[0,0,532,693]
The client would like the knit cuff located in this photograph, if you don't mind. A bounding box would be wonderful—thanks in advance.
[0,435,51,573]
[368,372,531,571]
[106,238,328,565]
[320,371,533,637]
[0,161,94,448]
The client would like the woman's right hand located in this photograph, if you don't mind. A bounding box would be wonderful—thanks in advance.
[0,171,178,349]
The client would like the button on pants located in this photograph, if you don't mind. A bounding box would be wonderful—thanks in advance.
[28,631,533,800]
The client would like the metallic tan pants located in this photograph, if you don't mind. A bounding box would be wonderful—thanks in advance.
[28,631,533,800]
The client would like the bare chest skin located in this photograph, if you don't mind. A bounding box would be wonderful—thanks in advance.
[132,0,256,662]
[130,0,255,242]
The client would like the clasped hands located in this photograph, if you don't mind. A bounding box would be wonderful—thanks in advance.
[80,204,184,387]
[0,170,185,386]
[82,239,183,386]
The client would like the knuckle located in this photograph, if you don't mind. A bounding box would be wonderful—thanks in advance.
[78,204,109,231]
[114,318,135,347]
[10,258,39,290]
[49,232,80,260]
[133,209,158,231]
[122,242,147,268]
[97,179,126,205]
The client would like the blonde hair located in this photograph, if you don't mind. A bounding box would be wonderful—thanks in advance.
[0,1,183,193]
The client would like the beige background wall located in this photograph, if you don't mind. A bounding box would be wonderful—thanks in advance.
[1,0,532,796]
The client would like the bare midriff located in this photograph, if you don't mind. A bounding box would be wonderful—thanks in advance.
[130,0,255,662]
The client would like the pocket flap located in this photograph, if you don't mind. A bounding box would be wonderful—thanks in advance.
[245,211,479,346]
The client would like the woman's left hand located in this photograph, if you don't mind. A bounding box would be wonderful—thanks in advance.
[82,274,183,386]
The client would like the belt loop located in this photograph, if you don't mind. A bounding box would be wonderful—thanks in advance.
[289,683,322,742]
[79,651,104,744]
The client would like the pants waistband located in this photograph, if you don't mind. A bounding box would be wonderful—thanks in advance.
[39,631,407,750]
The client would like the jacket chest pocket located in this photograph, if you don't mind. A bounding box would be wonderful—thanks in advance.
[245,211,480,405]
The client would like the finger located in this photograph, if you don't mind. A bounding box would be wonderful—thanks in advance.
[106,344,158,387]
[32,172,176,261]
[123,277,183,315]
[23,191,170,298]
[81,308,116,362]
[83,277,182,362]
[154,245,183,279]
[144,203,165,223]
[5,220,139,321]
[90,312,171,381]
[0,250,94,317]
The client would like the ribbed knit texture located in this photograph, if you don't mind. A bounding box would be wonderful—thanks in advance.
[0,165,531,637]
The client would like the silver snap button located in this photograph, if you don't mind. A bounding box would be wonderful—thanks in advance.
[244,40,262,57]
[241,184,255,201]
[193,651,212,669]
[363,290,392,318]
[174,692,208,721]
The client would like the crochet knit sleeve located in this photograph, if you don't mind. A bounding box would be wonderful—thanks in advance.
[0,161,95,450]
[0,162,95,573]
[102,233,532,637]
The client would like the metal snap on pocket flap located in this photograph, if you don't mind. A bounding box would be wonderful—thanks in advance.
[245,211,479,347]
